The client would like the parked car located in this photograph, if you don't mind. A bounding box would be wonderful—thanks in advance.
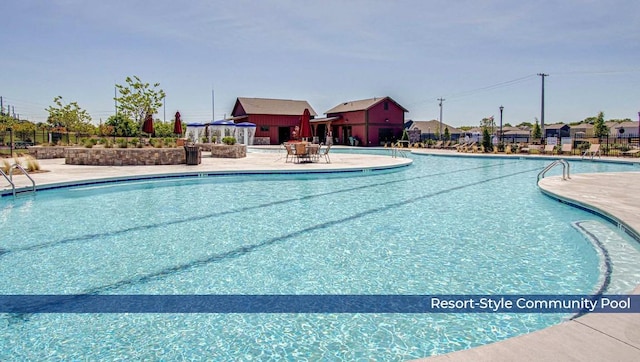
[13,141,34,149]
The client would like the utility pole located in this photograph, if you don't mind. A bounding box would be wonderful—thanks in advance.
[538,73,548,142]
[437,97,445,140]
[499,105,504,145]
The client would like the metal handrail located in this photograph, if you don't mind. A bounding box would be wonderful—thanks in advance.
[9,163,36,197]
[1,168,16,196]
[537,159,571,183]
[390,142,407,158]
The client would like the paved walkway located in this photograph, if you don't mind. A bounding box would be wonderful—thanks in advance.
[3,147,640,360]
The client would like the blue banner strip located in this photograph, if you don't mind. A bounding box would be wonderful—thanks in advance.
[0,295,638,313]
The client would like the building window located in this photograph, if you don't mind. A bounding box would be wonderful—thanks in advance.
[384,101,389,111]
[260,126,270,132]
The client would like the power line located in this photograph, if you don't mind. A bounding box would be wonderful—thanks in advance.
[444,74,537,100]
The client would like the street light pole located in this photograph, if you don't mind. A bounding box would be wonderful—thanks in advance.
[499,105,504,146]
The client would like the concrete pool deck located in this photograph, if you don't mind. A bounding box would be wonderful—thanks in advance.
[1,147,412,193]
[2,146,640,360]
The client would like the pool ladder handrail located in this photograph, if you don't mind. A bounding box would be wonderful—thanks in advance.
[2,163,37,197]
[390,142,408,158]
[537,159,571,183]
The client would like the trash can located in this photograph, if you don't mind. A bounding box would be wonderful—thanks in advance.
[184,145,201,165]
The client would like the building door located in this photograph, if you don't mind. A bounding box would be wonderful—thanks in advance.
[342,126,352,145]
[278,127,291,144]
[316,124,327,143]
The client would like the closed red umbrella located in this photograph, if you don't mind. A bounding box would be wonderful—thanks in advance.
[174,111,183,136]
[299,108,311,140]
[142,113,154,134]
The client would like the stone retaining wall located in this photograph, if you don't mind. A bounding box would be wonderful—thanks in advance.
[209,144,246,158]
[65,148,186,165]
[29,146,69,159]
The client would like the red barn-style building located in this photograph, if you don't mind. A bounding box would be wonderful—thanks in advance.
[231,97,317,145]
[317,97,407,146]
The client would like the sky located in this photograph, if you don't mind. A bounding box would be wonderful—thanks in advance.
[1,0,639,127]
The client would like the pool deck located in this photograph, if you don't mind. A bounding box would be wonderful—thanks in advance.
[3,146,640,360]
[1,147,412,193]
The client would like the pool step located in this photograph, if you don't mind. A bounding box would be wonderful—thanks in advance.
[573,220,640,294]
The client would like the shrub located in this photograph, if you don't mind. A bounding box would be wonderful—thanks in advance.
[222,136,236,145]
[1,159,10,173]
[150,138,164,148]
[25,156,40,172]
[163,138,176,148]
[84,140,94,148]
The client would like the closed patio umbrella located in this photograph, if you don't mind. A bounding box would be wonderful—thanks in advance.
[299,108,311,140]
[142,113,154,135]
[174,111,183,136]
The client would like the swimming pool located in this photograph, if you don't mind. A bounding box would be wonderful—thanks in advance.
[1,153,639,360]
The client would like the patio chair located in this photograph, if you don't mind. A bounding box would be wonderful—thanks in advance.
[455,142,469,152]
[622,148,640,157]
[283,143,296,163]
[560,143,573,155]
[433,140,443,149]
[543,144,555,155]
[295,142,310,163]
[320,144,332,163]
[308,144,321,162]
[582,143,601,159]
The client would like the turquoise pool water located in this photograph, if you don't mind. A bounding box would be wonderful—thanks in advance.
[1,153,639,360]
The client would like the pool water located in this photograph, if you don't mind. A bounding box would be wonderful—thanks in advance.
[1,153,639,360]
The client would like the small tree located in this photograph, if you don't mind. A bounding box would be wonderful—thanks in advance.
[593,111,609,139]
[443,127,450,141]
[482,128,491,152]
[115,76,166,127]
[46,96,92,134]
[532,118,542,139]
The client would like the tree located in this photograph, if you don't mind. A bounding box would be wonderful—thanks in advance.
[443,127,450,141]
[115,76,166,126]
[517,122,533,128]
[479,117,494,151]
[482,127,491,152]
[45,96,92,133]
[532,118,542,139]
[593,111,609,139]
[106,113,139,137]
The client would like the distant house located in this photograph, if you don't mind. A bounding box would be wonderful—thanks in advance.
[544,123,570,139]
[606,121,640,138]
[408,120,462,141]
[501,126,531,143]
[230,97,317,145]
[319,97,407,146]
[569,123,594,138]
